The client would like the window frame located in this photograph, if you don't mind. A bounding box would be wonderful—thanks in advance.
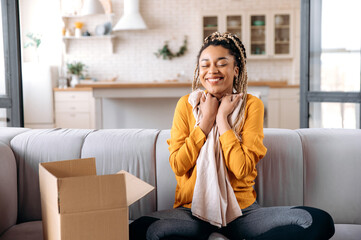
[0,0,23,127]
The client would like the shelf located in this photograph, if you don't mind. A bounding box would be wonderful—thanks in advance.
[63,35,116,40]
[203,26,218,30]
[62,35,117,53]
[251,26,265,29]
[251,41,266,45]
[62,13,115,19]
[227,26,242,30]
[275,25,290,29]
[61,13,116,54]
[275,41,290,44]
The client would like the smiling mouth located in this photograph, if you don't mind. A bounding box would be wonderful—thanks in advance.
[206,77,224,83]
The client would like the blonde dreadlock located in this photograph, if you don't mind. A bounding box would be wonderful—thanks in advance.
[192,32,249,133]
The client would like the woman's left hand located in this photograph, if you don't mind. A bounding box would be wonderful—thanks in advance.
[216,93,243,135]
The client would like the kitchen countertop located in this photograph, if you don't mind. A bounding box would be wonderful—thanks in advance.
[53,81,298,91]
[54,87,93,91]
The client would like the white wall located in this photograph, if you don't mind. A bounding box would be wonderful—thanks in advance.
[20,0,63,128]
[20,0,63,64]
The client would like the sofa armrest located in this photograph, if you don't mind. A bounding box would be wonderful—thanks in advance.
[0,142,18,236]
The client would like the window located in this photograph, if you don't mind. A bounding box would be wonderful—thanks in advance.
[300,0,361,128]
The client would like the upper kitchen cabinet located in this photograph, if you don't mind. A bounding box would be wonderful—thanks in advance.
[248,13,267,58]
[226,15,243,40]
[202,13,245,42]
[62,14,117,53]
[202,11,294,59]
[247,10,293,59]
[273,13,292,57]
[202,15,219,40]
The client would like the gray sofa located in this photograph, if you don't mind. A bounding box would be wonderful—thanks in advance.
[0,127,360,240]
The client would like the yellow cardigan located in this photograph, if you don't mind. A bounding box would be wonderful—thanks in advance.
[167,93,267,210]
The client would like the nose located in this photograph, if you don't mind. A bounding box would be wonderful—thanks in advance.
[209,64,219,74]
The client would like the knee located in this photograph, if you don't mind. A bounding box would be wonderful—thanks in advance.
[293,206,335,239]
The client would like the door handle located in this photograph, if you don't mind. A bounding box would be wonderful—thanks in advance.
[0,117,10,122]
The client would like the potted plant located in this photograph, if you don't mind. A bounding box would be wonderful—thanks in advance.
[67,61,87,87]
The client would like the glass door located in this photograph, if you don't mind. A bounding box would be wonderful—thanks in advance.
[0,1,23,127]
[203,16,218,40]
[300,0,361,128]
[250,14,266,56]
[274,14,290,55]
[226,15,242,40]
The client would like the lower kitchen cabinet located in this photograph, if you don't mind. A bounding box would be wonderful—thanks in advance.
[268,88,299,129]
[54,88,95,129]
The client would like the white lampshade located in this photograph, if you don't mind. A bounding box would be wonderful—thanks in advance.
[81,0,104,16]
[113,0,147,31]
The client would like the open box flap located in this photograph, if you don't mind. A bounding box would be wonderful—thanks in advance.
[40,158,97,178]
[117,170,155,206]
[39,163,60,212]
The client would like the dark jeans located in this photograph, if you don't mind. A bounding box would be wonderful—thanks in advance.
[129,201,335,240]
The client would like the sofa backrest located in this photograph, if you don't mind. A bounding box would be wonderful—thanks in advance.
[3,127,361,226]
[155,130,177,211]
[296,128,361,225]
[256,128,304,207]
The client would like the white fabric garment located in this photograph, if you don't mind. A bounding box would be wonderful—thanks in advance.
[189,89,243,228]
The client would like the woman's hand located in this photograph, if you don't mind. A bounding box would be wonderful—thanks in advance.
[216,93,243,135]
[199,93,219,135]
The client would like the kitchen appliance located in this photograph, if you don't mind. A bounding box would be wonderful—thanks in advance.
[113,0,147,30]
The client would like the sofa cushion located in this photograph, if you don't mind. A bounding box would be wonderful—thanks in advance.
[0,221,43,240]
[0,142,17,236]
[10,129,94,223]
[255,128,304,207]
[297,129,361,225]
[81,129,160,220]
[155,130,177,211]
[331,224,361,240]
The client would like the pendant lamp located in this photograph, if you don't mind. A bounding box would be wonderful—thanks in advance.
[113,0,147,31]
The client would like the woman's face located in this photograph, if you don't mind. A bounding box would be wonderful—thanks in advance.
[199,45,239,99]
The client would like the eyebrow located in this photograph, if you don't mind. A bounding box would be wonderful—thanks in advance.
[200,57,228,62]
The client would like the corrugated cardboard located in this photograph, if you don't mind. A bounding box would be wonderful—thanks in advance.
[39,158,154,240]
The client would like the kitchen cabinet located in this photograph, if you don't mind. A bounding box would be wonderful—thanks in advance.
[268,88,299,129]
[202,13,245,42]
[202,10,293,59]
[247,11,293,59]
[54,89,95,129]
[62,14,117,53]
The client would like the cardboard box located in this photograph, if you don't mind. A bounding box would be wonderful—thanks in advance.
[39,158,154,240]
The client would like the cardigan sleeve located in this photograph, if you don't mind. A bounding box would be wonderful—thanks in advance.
[168,96,206,176]
[219,96,267,180]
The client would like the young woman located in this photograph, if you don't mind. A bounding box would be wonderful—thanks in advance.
[130,32,335,240]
